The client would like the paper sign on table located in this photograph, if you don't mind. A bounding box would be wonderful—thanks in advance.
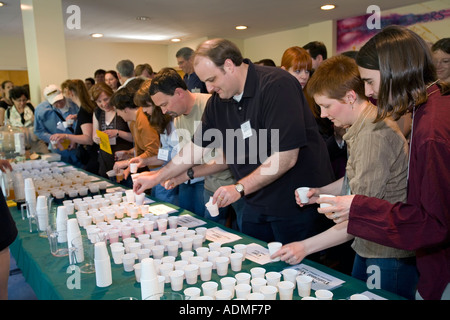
[148,204,178,215]
[205,227,242,244]
[359,291,387,300]
[244,243,272,265]
[288,263,345,291]
[177,215,207,228]
[96,130,112,154]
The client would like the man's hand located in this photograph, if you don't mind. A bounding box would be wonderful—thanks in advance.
[133,171,161,194]
[212,185,241,208]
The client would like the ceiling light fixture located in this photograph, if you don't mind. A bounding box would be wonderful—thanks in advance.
[90,33,104,38]
[0,2,6,7]
[235,25,248,30]
[320,4,336,10]
[171,38,181,43]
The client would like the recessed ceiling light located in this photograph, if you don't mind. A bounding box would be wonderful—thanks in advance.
[90,33,104,38]
[320,4,336,10]
[236,25,248,30]
[0,2,6,7]
[171,38,181,43]
[136,16,151,21]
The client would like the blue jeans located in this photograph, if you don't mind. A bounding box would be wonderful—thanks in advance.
[203,189,245,231]
[178,181,205,217]
[352,254,419,300]
[151,184,179,206]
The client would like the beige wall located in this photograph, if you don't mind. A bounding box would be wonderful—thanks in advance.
[65,40,168,80]
[0,0,449,97]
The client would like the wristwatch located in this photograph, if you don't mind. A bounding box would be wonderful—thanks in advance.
[187,168,195,180]
[235,183,245,197]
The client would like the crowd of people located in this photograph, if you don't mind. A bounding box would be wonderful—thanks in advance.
[0,26,449,300]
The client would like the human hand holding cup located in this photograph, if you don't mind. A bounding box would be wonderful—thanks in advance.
[317,194,356,224]
[295,187,319,207]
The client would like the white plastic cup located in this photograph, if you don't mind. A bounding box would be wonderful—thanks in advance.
[180,250,194,262]
[220,277,236,297]
[195,247,209,260]
[111,245,125,264]
[215,256,229,276]
[184,287,201,300]
[125,190,135,203]
[129,163,138,174]
[183,264,199,285]
[167,240,180,257]
[202,281,218,298]
[265,271,282,286]
[180,237,193,252]
[251,277,267,293]
[235,283,251,299]
[219,246,232,257]
[229,252,243,272]
[282,268,298,287]
[151,245,165,259]
[195,226,207,240]
[122,253,136,272]
[191,234,204,250]
[350,293,371,300]
[137,248,151,262]
[233,244,247,261]
[159,263,174,284]
[156,218,168,232]
[296,275,313,297]
[250,267,266,279]
[315,289,333,300]
[247,292,265,300]
[199,261,213,281]
[133,263,142,282]
[235,272,251,285]
[169,270,185,291]
[215,289,232,300]
[296,187,310,204]
[277,281,295,300]
[168,216,179,229]
[208,242,222,252]
[319,194,336,208]
[207,251,221,269]
[135,192,145,205]
[267,241,282,262]
[260,285,278,300]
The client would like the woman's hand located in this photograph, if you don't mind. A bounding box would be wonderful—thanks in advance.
[317,194,355,224]
[270,242,307,265]
[0,160,12,173]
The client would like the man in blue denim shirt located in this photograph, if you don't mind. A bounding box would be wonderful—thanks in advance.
[34,84,81,166]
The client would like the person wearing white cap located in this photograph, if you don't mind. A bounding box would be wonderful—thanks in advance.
[34,84,80,165]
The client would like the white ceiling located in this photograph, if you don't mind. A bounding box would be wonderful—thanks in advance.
[0,0,425,44]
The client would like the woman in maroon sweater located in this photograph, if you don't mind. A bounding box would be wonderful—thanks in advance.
[316,26,450,300]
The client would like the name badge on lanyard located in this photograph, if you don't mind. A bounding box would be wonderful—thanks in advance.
[157,148,169,161]
[241,120,253,140]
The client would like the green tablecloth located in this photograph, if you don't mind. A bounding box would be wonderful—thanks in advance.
[9,173,405,301]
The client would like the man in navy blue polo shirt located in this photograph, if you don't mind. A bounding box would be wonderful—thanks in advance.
[135,39,334,245]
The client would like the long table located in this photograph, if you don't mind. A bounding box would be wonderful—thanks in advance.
[8,166,405,301]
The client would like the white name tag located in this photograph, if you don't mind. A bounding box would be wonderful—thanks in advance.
[241,120,253,139]
[157,148,169,161]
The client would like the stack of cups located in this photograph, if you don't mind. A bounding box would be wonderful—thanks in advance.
[35,195,49,233]
[56,206,68,243]
[67,218,83,265]
[140,258,161,300]
[25,178,37,224]
[94,241,112,287]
